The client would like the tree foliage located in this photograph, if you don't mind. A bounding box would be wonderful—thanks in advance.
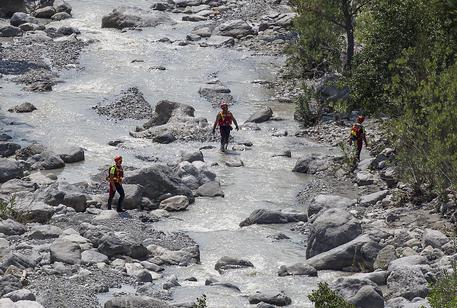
[308,282,355,308]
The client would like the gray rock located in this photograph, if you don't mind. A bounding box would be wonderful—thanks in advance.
[104,295,171,308]
[28,225,62,239]
[216,19,254,38]
[0,25,22,37]
[54,0,72,14]
[0,299,44,307]
[153,132,177,144]
[387,267,428,300]
[422,228,449,249]
[174,0,202,7]
[50,238,81,265]
[10,12,37,27]
[58,147,84,163]
[355,171,376,186]
[12,200,55,223]
[240,209,307,227]
[181,175,200,190]
[215,256,254,274]
[0,219,26,235]
[0,159,24,183]
[0,142,21,157]
[57,26,80,36]
[306,208,362,258]
[331,276,380,300]
[182,14,206,22]
[0,275,22,297]
[306,234,374,270]
[0,179,38,194]
[359,190,389,207]
[159,195,189,211]
[124,164,194,203]
[351,271,389,286]
[8,103,37,113]
[278,263,317,277]
[348,285,384,308]
[27,151,65,170]
[162,275,180,290]
[272,150,291,158]
[3,289,36,302]
[15,144,45,161]
[245,107,273,123]
[0,252,36,271]
[51,11,71,20]
[98,233,149,259]
[0,238,10,259]
[308,194,356,216]
[151,3,171,11]
[101,7,176,29]
[388,255,427,272]
[195,181,224,197]
[192,23,215,37]
[180,151,203,163]
[32,6,56,18]
[374,245,396,270]
[224,158,244,167]
[198,85,234,106]
[292,154,332,174]
[146,244,199,266]
[248,291,291,306]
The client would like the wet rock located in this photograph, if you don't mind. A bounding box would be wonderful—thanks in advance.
[125,263,153,282]
[0,275,22,297]
[24,81,53,92]
[174,0,202,7]
[198,85,234,106]
[215,256,254,274]
[348,285,384,308]
[216,19,254,38]
[278,263,317,277]
[27,151,65,170]
[180,150,204,163]
[240,209,307,227]
[51,11,71,20]
[153,132,177,144]
[0,25,23,37]
[308,194,356,217]
[387,267,428,300]
[10,12,37,27]
[374,245,397,270]
[54,0,72,14]
[104,296,171,308]
[50,238,81,265]
[146,244,200,266]
[159,195,189,211]
[163,275,180,290]
[28,225,62,240]
[306,234,374,271]
[0,219,26,235]
[57,26,80,36]
[8,102,37,113]
[124,164,194,203]
[224,158,244,167]
[15,144,45,161]
[306,208,362,258]
[0,142,21,157]
[3,289,36,302]
[272,150,291,158]
[151,3,171,11]
[292,154,332,174]
[101,7,176,29]
[0,134,12,142]
[245,107,273,123]
[195,181,224,197]
[58,146,84,163]
[248,291,291,306]
[39,182,87,212]
[182,15,206,22]
[32,6,56,18]
[422,228,449,249]
[359,190,389,207]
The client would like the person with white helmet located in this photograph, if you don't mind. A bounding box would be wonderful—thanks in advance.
[107,155,125,212]
[212,102,239,152]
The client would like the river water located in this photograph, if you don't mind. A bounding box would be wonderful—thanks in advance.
[1,1,341,306]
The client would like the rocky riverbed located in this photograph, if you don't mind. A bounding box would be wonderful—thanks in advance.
[0,0,456,308]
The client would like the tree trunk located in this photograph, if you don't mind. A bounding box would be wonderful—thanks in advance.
[341,0,354,73]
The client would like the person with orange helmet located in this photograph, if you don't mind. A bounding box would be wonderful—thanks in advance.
[107,155,125,212]
[349,115,368,162]
[212,102,239,152]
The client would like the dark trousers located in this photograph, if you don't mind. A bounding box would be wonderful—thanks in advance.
[355,140,363,161]
[220,126,231,145]
[108,183,124,210]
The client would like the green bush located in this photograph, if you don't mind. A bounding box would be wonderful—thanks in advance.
[294,85,320,127]
[308,282,355,308]
[427,262,457,308]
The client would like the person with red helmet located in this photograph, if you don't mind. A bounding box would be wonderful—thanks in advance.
[212,102,239,152]
[349,115,368,162]
[107,155,125,212]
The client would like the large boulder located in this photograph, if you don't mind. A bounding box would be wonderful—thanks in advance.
[0,219,26,235]
[10,12,36,26]
[180,150,203,163]
[387,266,429,300]
[58,147,85,163]
[101,7,176,29]
[195,181,224,197]
[27,151,65,170]
[173,0,202,7]
[359,190,389,207]
[292,154,333,174]
[308,194,356,216]
[0,143,21,157]
[39,182,87,212]
[0,1,26,18]
[124,164,194,204]
[0,275,22,297]
[0,179,38,194]
[28,225,62,240]
[159,195,189,211]
[278,263,317,277]
[374,245,397,270]
[50,238,81,265]
[81,249,108,265]
[3,289,36,302]
[240,209,307,227]
[8,102,37,113]
[104,296,171,308]
[53,0,72,14]
[245,107,273,123]
[15,144,45,161]
[422,228,449,249]
[248,291,292,306]
[0,159,24,183]
[0,25,22,37]
[215,19,254,38]
[97,232,149,259]
[306,208,362,258]
[146,244,200,266]
[348,286,384,308]
[0,252,36,271]
[330,277,383,308]
[12,200,55,223]
[32,6,56,18]
[215,256,254,274]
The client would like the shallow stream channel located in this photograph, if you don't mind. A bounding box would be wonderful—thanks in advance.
[1,0,343,306]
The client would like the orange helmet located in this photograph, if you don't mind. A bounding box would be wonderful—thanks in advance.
[114,155,122,162]
[357,115,365,123]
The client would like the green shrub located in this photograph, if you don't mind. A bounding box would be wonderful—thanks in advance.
[427,262,457,308]
[308,282,355,308]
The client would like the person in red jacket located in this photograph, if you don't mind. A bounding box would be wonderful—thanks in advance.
[107,155,125,212]
[349,115,368,162]
[212,102,239,152]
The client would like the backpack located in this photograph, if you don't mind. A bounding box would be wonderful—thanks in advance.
[351,124,364,141]
[106,165,115,181]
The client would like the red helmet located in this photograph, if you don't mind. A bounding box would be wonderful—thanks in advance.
[357,115,365,123]
[114,155,122,162]
[220,101,228,108]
